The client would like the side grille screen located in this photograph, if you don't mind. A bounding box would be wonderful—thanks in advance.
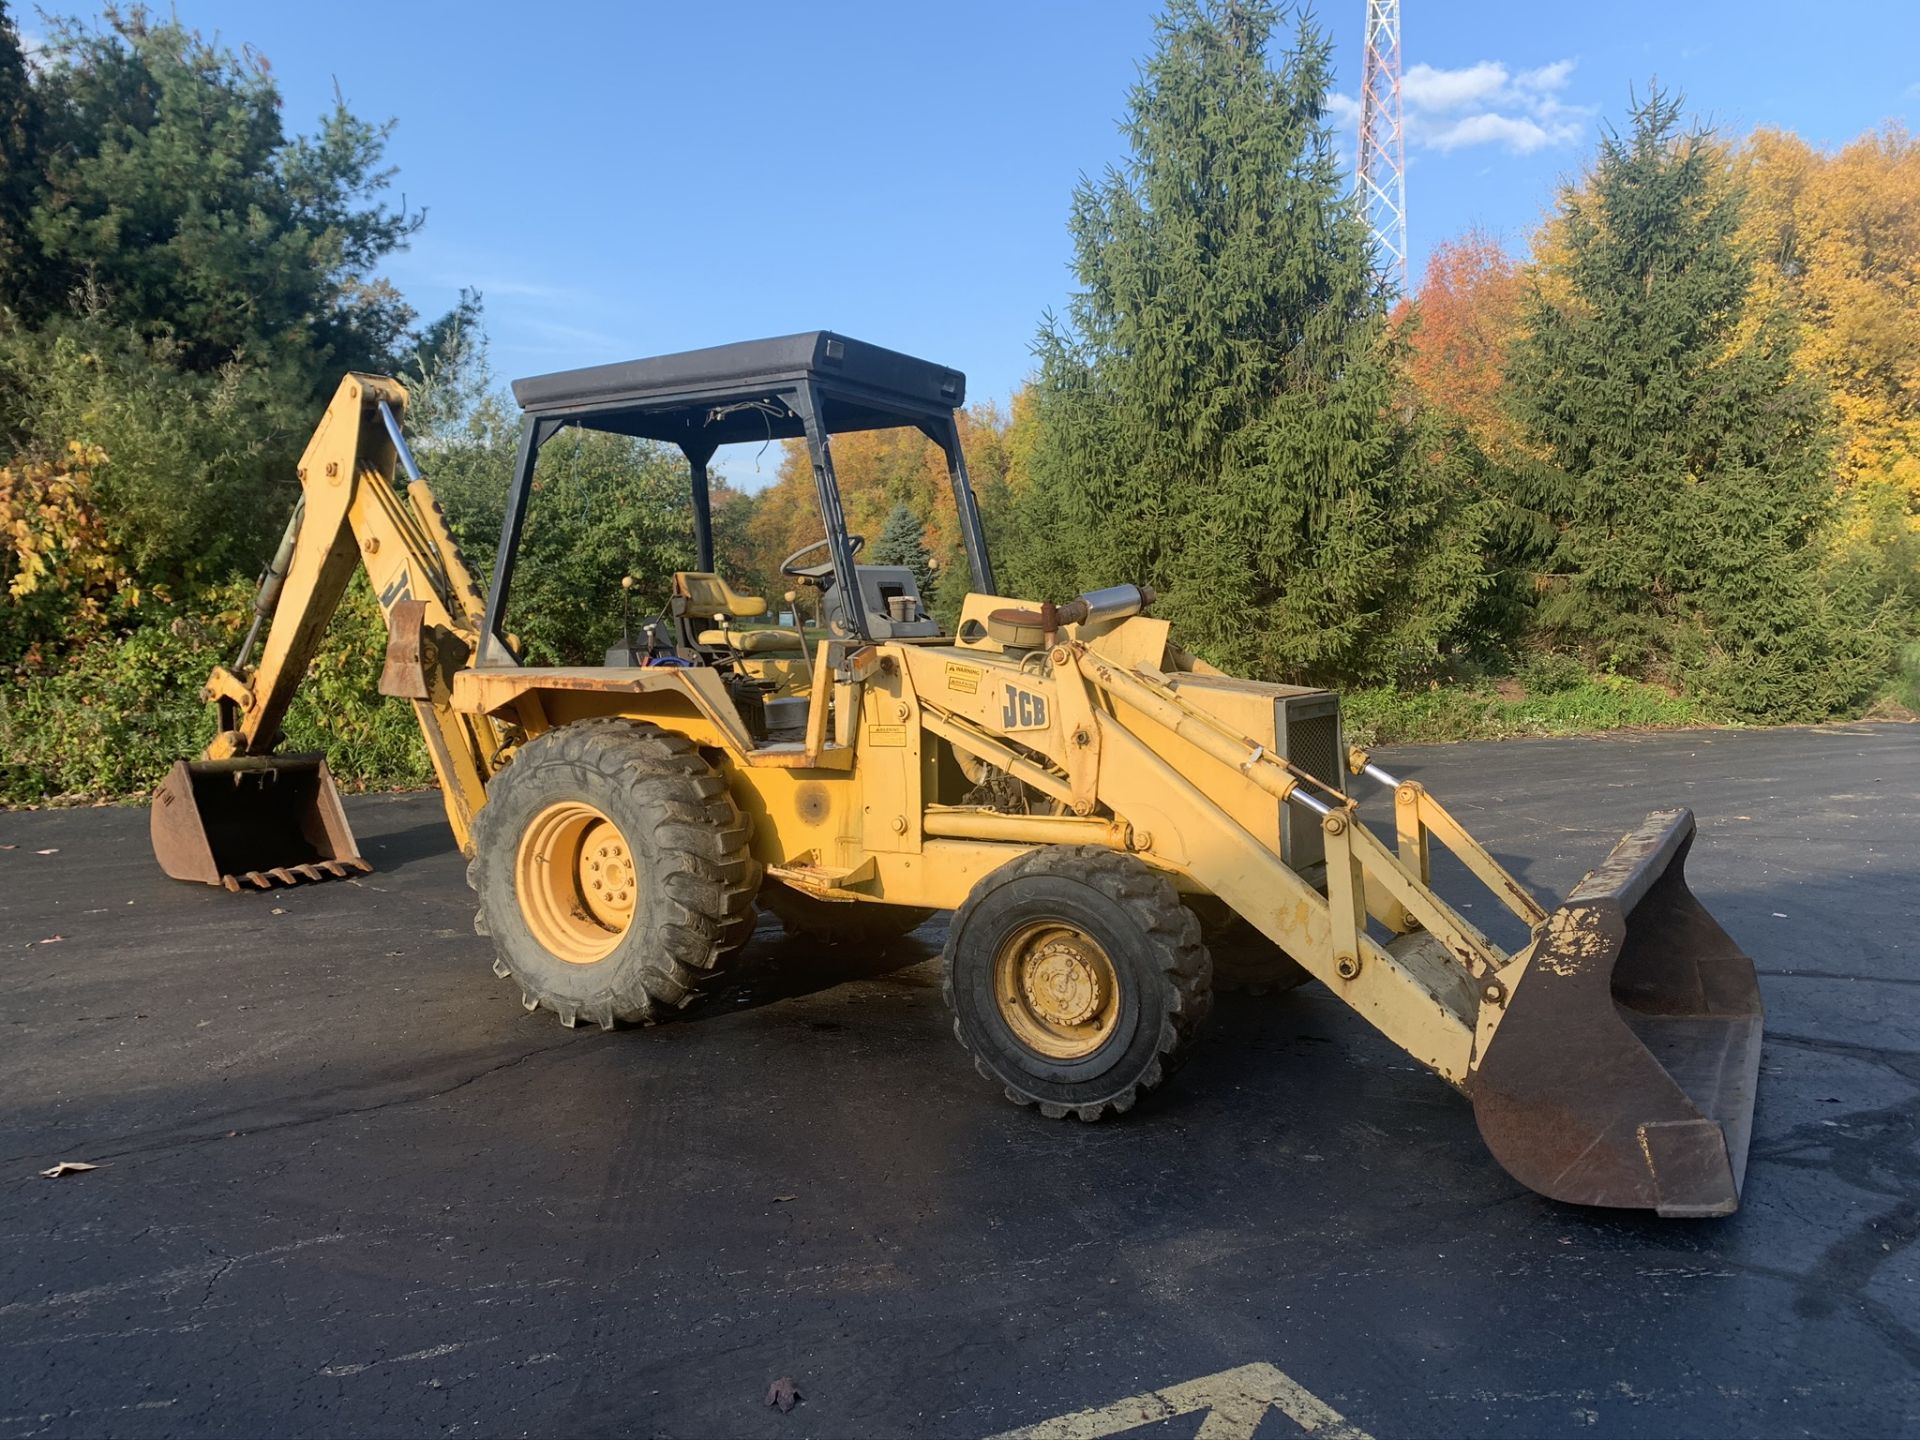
[1280,696,1343,871]
[1286,711,1342,789]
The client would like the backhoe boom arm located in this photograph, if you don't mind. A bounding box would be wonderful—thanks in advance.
[201,373,500,853]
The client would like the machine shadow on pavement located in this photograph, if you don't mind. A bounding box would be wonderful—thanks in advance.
[682,924,945,1022]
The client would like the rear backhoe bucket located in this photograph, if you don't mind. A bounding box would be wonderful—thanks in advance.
[150,755,371,892]
[1467,809,1763,1217]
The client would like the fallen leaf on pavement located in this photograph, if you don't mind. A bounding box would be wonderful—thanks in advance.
[40,1161,98,1178]
[765,1377,800,1413]
[771,1194,797,1203]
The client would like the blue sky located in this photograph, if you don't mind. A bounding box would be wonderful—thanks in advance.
[32,1,1919,484]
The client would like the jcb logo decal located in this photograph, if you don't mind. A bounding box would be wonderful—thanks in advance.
[378,568,413,613]
[1001,684,1049,732]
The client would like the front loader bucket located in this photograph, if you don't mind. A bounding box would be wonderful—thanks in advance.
[151,755,371,891]
[1467,809,1763,1217]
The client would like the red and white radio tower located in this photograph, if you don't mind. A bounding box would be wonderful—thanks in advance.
[1357,0,1408,287]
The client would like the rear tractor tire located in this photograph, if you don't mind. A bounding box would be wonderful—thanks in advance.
[943,846,1212,1122]
[762,882,934,944]
[470,719,759,1029]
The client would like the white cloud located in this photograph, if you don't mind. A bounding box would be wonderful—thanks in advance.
[1424,112,1560,155]
[1515,60,1577,95]
[1402,61,1508,112]
[1329,56,1592,157]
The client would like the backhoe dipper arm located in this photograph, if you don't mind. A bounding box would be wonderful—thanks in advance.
[200,373,501,853]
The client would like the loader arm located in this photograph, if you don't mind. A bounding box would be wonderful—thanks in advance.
[897,626,1761,1216]
[183,374,500,857]
[1062,647,1762,1217]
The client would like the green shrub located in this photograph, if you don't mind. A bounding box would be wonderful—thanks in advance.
[0,574,428,804]
[1889,641,1920,713]
[1516,650,1589,696]
[1344,672,1709,747]
[278,580,434,791]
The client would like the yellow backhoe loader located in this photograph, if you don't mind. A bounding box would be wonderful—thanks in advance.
[150,334,1764,1217]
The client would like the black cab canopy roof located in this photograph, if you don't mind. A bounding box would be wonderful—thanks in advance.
[509,331,967,447]
[479,331,993,662]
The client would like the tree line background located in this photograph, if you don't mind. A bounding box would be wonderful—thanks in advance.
[1,1,1915,803]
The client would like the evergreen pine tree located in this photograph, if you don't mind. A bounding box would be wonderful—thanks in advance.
[871,501,936,601]
[1019,0,1486,684]
[0,3,43,301]
[1503,90,1886,719]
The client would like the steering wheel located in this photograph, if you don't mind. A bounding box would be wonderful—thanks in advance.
[780,533,865,581]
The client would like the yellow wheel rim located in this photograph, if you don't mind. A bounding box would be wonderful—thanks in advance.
[515,801,637,964]
[993,921,1121,1060]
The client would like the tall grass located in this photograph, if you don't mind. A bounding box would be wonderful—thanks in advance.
[1343,673,1710,747]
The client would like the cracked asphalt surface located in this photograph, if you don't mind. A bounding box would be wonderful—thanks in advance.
[2,723,1916,1438]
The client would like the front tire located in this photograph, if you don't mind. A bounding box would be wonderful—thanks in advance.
[471,720,759,1028]
[943,846,1211,1121]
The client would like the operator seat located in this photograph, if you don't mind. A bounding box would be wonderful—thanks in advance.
[671,571,805,654]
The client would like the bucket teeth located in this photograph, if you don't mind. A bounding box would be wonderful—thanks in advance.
[221,862,367,891]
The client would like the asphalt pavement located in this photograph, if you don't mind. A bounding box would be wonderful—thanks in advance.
[1,723,1916,1438]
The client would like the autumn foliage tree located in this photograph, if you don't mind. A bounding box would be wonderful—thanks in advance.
[1740,126,1920,508]
[1738,124,1920,644]
[1403,230,1526,461]
[738,404,1014,620]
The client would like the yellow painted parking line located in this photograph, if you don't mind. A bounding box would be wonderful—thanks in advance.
[988,1361,1376,1440]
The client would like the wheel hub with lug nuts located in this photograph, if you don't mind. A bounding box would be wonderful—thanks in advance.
[579,821,634,928]
[1021,936,1107,1027]
[994,921,1122,1060]
[516,801,637,965]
